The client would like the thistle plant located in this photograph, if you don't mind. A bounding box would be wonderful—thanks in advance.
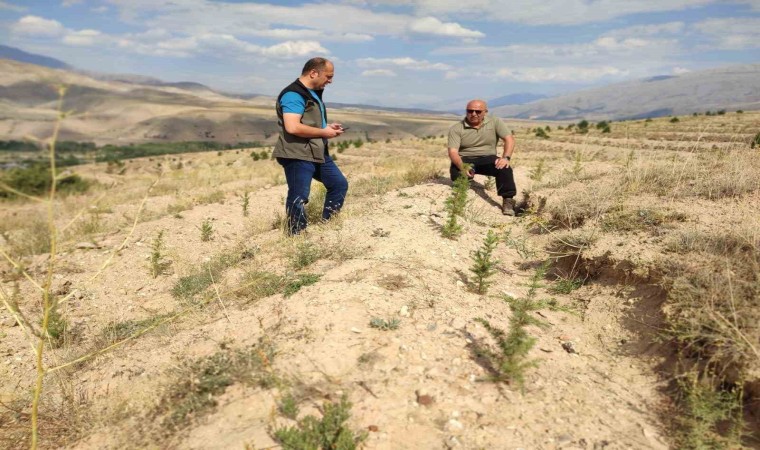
[469,230,500,294]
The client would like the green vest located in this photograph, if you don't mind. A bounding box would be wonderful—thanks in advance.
[273,79,327,163]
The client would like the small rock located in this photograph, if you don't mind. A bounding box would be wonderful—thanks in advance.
[445,419,464,432]
[76,242,100,250]
[425,368,440,380]
[350,327,362,333]
[446,436,462,448]
[399,305,410,317]
[557,434,573,444]
[368,425,380,432]
[455,280,465,288]
[561,341,578,354]
[450,317,466,329]
[415,390,435,406]
[2,317,17,327]
[539,347,553,353]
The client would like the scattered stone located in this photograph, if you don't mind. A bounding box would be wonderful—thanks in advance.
[368,425,380,432]
[561,341,578,354]
[415,390,435,406]
[350,327,362,333]
[557,434,573,444]
[446,436,462,448]
[54,280,73,296]
[399,305,410,317]
[424,368,440,380]
[2,317,17,327]
[455,280,465,288]
[540,348,553,353]
[445,419,464,432]
[450,317,466,329]
[76,242,101,250]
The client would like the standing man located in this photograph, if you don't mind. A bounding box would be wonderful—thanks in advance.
[447,99,517,215]
[273,57,348,235]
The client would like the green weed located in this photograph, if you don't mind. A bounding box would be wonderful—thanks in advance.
[160,342,276,430]
[283,274,321,298]
[675,371,744,449]
[272,396,367,450]
[369,317,401,330]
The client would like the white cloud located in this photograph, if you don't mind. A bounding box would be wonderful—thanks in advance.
[409,17,484,38]
[0,1,26,11]
[358,57,451,71]
[11,15,65,37]
[248,28,373,43]
[62,0,84,6]
[363,0,716,25]
[603,22,685,39]
[362,69,397,77]
[103,0,485,41]
[694,17,760,49]
[63,29,102,46]
[496,66,627,82]
[91,6,109,13]
[262,40,329,58]
[672,67,691,75]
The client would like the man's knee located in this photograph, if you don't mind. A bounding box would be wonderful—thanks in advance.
[330,176,348,196]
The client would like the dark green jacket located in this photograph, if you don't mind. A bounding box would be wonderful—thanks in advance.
[272,79,328,163]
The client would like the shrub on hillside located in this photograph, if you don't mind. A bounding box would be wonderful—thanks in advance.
[0,164,89,199]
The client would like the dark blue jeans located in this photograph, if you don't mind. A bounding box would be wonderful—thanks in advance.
[277,154,348,235]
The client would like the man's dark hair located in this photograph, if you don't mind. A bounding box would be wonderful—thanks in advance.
[301,57,331,75]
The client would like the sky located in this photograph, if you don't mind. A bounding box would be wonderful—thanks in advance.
[1,0,759,108]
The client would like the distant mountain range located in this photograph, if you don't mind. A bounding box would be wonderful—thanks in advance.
[491,65,760,120]
[0,45,70,70]
[1,45,758,122]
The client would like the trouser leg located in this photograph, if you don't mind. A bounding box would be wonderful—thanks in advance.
[277,157,316,235]
[466,155,517,198]
[314,153,349,221]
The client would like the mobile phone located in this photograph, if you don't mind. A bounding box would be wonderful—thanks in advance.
[341,126,350,131]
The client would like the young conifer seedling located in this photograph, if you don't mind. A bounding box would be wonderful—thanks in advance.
[470,230,500,294]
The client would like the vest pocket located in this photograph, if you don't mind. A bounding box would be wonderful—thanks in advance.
[307,139,325,161]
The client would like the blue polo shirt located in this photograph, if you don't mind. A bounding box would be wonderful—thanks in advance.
[280,90,326,128]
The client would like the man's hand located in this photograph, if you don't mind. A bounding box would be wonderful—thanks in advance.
[495,157,510,169]
[322,123,345,138]
[466,167,476,178]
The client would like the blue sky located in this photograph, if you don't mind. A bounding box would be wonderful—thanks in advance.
[1,0,758,108]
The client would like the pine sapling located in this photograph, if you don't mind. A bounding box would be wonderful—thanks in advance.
[150,230,167,278]
[470,230,500,294]
[241,191,250,217]
[199,218,214,242]
[442,164,471,239]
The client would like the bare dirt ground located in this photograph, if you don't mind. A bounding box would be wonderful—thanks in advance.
[1,112,759,449]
